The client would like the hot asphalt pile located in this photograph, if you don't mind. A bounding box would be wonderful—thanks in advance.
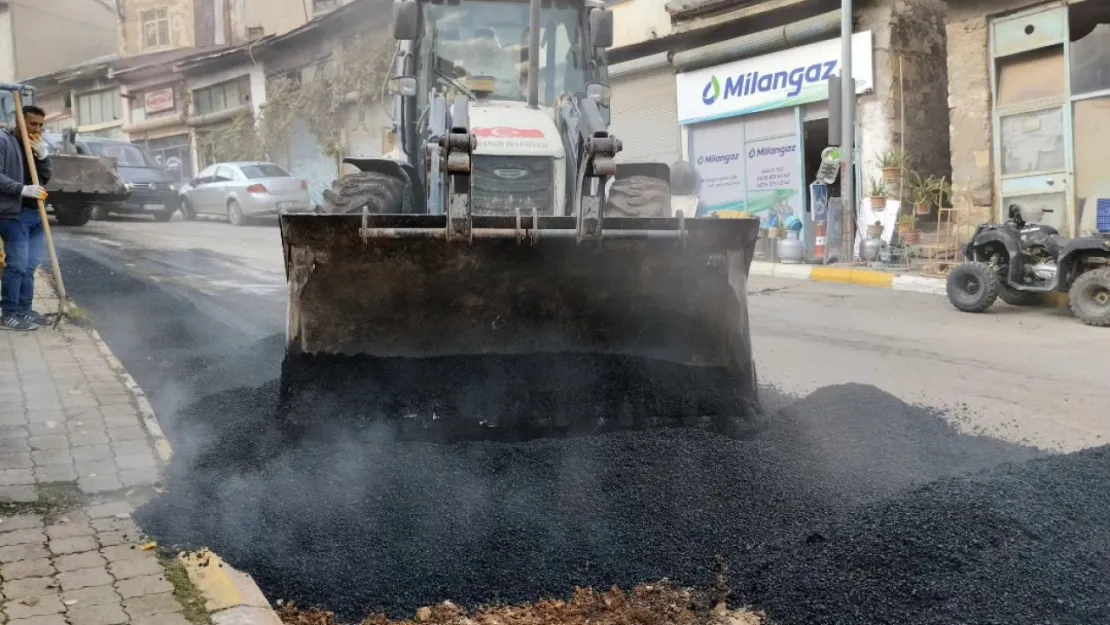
[732,443,1110,625]
[134,380,1057,623]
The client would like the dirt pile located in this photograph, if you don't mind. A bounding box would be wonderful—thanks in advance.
[278,584,765,625]
[136,381,1042,621]
[732,443,1110,625]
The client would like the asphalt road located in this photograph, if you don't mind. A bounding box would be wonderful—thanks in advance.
[49,216,1110,622]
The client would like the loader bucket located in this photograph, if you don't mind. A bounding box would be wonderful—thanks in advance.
[46,154,129,204]
[278,213,762,442]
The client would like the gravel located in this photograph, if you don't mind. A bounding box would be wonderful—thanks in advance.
[732,443,1110,625]
[135,380,1043,621]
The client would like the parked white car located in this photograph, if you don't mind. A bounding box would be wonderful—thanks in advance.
[179,161,312,225]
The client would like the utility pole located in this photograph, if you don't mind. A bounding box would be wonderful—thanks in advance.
[840,0,855,258]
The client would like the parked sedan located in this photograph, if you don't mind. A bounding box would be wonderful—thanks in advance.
[179,161,312,225]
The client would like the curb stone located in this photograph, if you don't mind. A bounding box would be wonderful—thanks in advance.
[38,269,284,625]
[750,261,1070,307]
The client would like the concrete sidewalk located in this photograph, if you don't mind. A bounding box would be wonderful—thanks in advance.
[1,273,277,625]
[750,261,1070,307]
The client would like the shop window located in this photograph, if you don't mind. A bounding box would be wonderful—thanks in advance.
[999,108,1065,175]
[995,46,1065,107]
[742,108,795,140]
[1069,1,1110,95]
[76,89,122,126]
[1073,97,1110,231]
[194,78,250,116]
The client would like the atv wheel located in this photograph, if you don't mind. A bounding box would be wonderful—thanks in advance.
[997,282,1044,306]
[54,204,92,227]
[1068,267,1110,327]
[946,262,999,313]
[322,171,407,214]
[605,175,670,217]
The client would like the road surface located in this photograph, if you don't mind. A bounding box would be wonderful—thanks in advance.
[55,218,1108,453]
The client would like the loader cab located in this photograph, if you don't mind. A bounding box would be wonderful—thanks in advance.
[389,0,613,162]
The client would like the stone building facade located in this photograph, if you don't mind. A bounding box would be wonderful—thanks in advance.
[947,0,1110,235]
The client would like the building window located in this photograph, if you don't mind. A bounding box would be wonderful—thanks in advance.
[76,89,123,126]
[193,78,250,116]
[142,7,171,49]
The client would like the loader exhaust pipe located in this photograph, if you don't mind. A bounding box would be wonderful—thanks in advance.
[527,0,541,108]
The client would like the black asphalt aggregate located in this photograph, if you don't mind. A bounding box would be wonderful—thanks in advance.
[55,238,1106,625]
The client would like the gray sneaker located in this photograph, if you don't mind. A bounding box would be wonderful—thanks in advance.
[1,315,38,331]
[22,311,53,326]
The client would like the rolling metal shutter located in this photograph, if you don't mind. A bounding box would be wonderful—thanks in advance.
[609,65,681,165]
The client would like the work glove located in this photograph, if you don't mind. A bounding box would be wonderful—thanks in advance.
[31,138,47,160]
[21,185,47,201]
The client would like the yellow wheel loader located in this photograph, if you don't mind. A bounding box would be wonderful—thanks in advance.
[276,0,762,442]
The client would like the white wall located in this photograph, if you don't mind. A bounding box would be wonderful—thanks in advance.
[0,11,14,83]
[611,0,673,49]
[189,63,257,93]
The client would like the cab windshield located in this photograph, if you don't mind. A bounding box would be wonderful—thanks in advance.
[419,0,588,105]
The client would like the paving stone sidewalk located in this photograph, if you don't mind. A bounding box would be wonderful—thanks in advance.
[0,284,200,625]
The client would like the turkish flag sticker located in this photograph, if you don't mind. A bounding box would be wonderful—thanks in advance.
[473,127,545,139]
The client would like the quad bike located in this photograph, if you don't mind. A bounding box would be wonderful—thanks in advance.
[276,0,762,442]
[947,204,1110,327]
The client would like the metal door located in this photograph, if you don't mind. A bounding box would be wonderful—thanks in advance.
[609,66,682,164]
[990,5,1073,234]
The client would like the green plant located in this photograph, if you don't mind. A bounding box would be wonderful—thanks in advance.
[200,35,396,162]
[896,213,916,226]
[876,148,909,169]
[908,171,932,204]
[867,177,889,197]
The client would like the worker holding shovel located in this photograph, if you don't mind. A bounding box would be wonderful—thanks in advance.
[0,103,52,331]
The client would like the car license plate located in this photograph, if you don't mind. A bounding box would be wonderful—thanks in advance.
[143,204,165,211]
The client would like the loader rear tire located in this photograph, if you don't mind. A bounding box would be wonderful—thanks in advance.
[605,175,670,218]
[322,171,407,215]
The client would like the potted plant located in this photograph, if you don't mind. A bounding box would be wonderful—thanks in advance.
[896,214,919,244]
[866,220,884,239]
[876,149,909,182]
[909,172,933,216]
[867,177,889,211]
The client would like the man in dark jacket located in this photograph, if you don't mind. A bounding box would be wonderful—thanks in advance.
[0,105,52,331]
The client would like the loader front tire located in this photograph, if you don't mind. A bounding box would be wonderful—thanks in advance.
[605,175,670,218]
[322,171,407,215]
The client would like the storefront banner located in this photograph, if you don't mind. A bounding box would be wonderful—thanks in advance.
[676,31,874,125]
[688,120,746,216]
[743,137,802,226]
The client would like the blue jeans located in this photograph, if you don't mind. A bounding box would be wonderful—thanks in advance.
[0,210,45,318]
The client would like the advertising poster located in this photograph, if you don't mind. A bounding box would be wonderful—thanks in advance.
[743,136,802,226]
[688,120,746,216]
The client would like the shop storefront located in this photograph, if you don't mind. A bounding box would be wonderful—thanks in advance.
[140,134,193,185]
[675,32,873,257]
